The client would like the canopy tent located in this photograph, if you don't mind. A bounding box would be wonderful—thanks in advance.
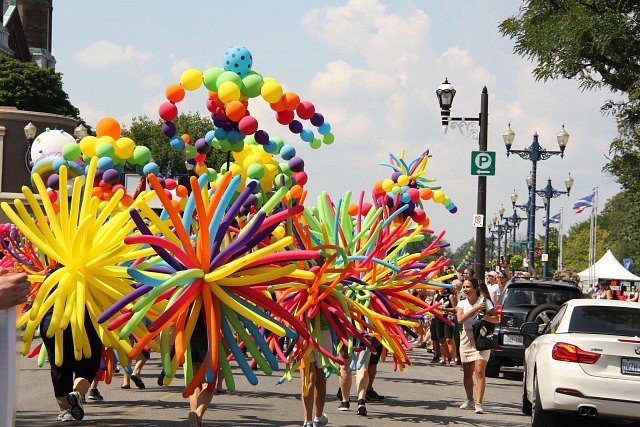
[578,249,640,282]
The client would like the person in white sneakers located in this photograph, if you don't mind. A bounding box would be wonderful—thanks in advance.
[455,278,499,414]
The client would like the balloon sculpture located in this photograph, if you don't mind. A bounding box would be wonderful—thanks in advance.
[4,45,459,407]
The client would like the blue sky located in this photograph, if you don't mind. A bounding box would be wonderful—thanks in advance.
[52,0,620,249]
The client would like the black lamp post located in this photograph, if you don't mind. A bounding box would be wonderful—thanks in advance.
[537,175,574,277]
[437,78,489,275]
[24,121,37,172]
[504,124,570,272]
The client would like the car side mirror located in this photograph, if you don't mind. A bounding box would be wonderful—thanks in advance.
[520,322,540,336]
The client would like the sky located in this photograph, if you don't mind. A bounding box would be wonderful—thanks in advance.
[51,0,621,249]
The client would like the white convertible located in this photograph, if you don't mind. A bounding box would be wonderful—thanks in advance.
[521,299,640,426]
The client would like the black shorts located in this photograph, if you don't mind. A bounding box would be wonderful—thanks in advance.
[41,311,102,397]
[435,319,453,340]
[368,340,383,366]
[191,313,208,366]
[430,318,439,341]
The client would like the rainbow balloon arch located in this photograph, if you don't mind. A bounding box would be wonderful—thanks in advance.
[3,45,458,397]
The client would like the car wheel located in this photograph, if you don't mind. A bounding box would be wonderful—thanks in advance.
[526,303,560,326]
[486,355,501,378]
[521,370,532,415]
[531,372,557,427]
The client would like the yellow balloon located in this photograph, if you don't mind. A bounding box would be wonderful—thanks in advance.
[115,137,135,159]
[432,190,445,204]
[381,179,395,192]
[180,69,203,91]
[99,135,116,148]
[397,175,410,186]
[261,80,283,103]
[218,81,241,103]
[79,136,97,157]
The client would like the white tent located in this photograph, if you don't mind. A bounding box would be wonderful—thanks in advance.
[578,249,640,282]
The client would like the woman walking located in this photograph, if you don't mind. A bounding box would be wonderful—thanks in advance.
[455,278,499,414]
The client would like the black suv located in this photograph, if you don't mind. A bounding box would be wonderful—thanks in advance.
[486,278,584,378]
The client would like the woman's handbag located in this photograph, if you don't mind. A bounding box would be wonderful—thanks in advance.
[472,299,497,351]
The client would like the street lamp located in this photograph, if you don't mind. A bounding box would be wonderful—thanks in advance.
[74,123,88,141]
[504,125,570,272]
[536,174,574,277]
[24,121,37,172]
[436,78,489,275]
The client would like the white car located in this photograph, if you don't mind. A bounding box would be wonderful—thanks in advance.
[521,299,640,426]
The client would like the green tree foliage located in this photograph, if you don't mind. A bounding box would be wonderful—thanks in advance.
[449,238,475,270]
[405,233,453,263]
[0,55,83,121]
[562,221,609,272]
[122,113,227,179]
[510,254,524,271]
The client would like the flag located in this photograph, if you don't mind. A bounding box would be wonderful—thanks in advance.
[573,193,595,214]
[542,213,561,227]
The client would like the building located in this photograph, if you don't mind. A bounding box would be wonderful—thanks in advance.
[0,0,55,68]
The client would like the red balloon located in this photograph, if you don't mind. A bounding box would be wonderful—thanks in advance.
[296,101,315,120]
[276,110,295,125]
[215,108,227,120]
[47,189,58,203]
[238,116,259,135]
[206,98,217,113]
[159,102,178,121]
[195,153,207,163]
[112,184,125,193]
[295,171,308,186]
[361,202,373,215]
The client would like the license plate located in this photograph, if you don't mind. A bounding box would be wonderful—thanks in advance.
[503,334,524,346]
[621,358,640,376]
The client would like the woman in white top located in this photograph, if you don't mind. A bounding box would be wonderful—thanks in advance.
[456,278,499,414]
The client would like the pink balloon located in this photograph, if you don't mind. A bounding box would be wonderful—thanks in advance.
[296,101,315,120]
[159,102,178,121]
[238,116,259,135]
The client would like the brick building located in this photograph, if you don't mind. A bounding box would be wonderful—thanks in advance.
[1,0,55,68]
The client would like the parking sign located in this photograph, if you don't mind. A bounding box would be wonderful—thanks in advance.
[471,151,496,176]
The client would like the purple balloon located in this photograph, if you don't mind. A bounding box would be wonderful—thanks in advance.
[186,157,197,165]
[450,206,458,214]
[289,120,303,134]
[255,130,269,145]
[220,119,234,131]
[212,115,222,127]
[195,138,211,154]
[310,113,324,127]
[162,121,176,138]
[157,177,165,188]
[391,171,402,182]
[288,156,305,173]
[102,169,121,185]
[47,174,59,189]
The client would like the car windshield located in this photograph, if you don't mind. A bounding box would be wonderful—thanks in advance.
[568,306,640,337]
[502,287,579,307]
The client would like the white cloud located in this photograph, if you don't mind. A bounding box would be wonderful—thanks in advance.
[74,41,152,70]
[169,54,193,79]
[141,73,164,90]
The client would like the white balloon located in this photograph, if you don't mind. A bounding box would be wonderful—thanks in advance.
[30,129,75,164]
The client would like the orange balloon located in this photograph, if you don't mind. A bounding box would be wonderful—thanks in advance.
[196,163,208,176]
[209,91,225,108]
[289,184,303,199]
[270,96,287,112]
[96,117,121,140]
[182,134,191,144]
[373,180,383,192]
[170,199,181,211]
[176,185,188,198]
[422,216,430,228]
[283,92,300,111]
[225,100,246,122]
[419,188,433,200]
[166,83,185,103]
[122,194,134,207]
[347,204,358,216]
[92,187,104,198]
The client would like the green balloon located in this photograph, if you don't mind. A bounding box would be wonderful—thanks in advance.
[247,163,265,180]
[62,142,81,161]
[230,140,245,152]
[211,139,221,149]
[244,135,257,146]
[216,71,242,90]
[203,67,224,91]
[310,137,322,149]
[184,145,197,158]
[83,154,91,163]
[274,173,292,189]
[443,197,451,205]
[255,192,264,206]
[323,132,335,145]
[219,163,228,174]
[241,73,263,98]
[278,162,291,176]
[96,142,115,159]
[132,146,151,165]
[271,137,284,153]
[218,139,231,152]
[207,168,217,182]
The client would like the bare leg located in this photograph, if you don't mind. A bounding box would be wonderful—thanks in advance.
[90,378,99,389]
[355,352,370,401]
[438,339,448,359]
[189,384,202,413]
[338,351,352,403]
[133,356,147,377]
[462,362,474,400]
[367,364,377,390]
[300,363,316,422]
[73,378,90,396]
[196,386,213,421]
[446,338,455,361]
[474,359,488,403]
[55,397,71,410]
[313,367,326,418]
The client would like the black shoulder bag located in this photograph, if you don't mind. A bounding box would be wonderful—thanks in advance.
[472,298,497,351]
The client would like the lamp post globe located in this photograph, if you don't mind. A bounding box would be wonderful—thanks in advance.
[24,122,37,139]
[499,204,505,219]
[74,123,88,140]
[503,123,515,152]
[436,78,456,110]
[510,190,518,206]
[557,124,570,156]
[565,173,574,193]
[526,175,533,189]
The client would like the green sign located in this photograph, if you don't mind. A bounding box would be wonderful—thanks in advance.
[471,151,496,176]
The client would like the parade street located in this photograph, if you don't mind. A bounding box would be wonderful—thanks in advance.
[15,348,615,427]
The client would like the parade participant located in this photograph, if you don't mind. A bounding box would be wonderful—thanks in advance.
[434,288,456,366]
[338,347,370,416]
[0,269,29,310]
[365,340,385,402]
[301,313,331,427]
[456,278,499,414]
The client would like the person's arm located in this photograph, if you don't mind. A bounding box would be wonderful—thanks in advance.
[529,263,538,277]
[0,271,29,310]
[456,302,483,324]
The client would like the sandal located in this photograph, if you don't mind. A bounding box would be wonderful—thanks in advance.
[131,374,146,389]
[121,384,131,389]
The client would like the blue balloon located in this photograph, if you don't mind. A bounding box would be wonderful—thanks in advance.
[300,129,314,142]
[97,157,114,171]
[318,123,331,135]
[170,136,185,151]
[264,139,277,153]
[143,162,159,177]
[214,127,228,141]
[227,129,242,143]
[401,193,411,203]
[280,144,296,161]
[114,164,124,174]
[223,45,253,78]
[135,165,145,175]
[52,157,67,173]
[205,130,216,145]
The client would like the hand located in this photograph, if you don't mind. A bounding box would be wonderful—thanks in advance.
[475,302,487,312]
[0,271,29,310]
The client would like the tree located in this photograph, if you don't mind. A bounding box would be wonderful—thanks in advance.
[122,113,227,179]
[0,55,84,122]
[449,238,476,270]
[562,221,610,272]
[405,233,453,262]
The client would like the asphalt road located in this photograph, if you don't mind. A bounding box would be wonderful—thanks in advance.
[15,346,534,427]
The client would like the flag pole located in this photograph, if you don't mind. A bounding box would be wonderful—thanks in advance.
[558,207,563,271]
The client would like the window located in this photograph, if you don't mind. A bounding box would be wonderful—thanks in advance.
[568,306,640,337]
[544,305,567,334]
[502,287,580,308]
